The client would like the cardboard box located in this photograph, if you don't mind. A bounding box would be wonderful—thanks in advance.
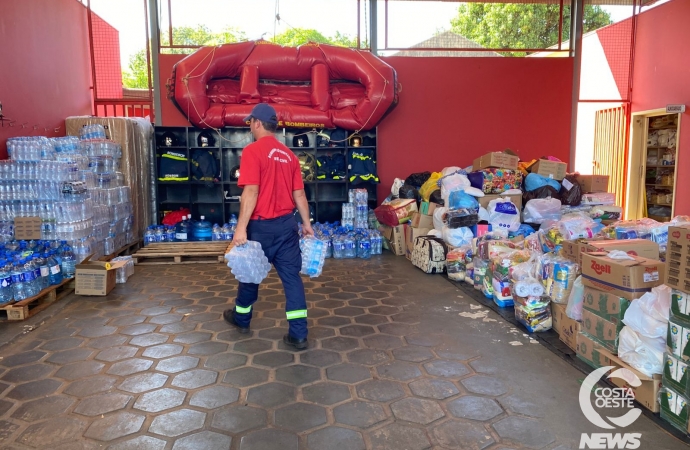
[530,160,567,180]
[577,175,610,193]
[600,348,663,413]
[552,303,581,352]
[420,202,441,216]
[13,217,42,240]
[405,226,431,260]
[667,315,690,361]
[477,193,522,212]
[662,352,689,396]
[75,260,127,296]
[577,332,616,369]
[379,224,407,256]
[581,252,666,301]
[562,239,660,266]
[472,151,519,171]
[668,225,690,256]
[583,286,631,323]
[410,212,434,230]
[581,309,623,354]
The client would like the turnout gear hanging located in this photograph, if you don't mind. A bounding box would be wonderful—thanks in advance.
[348,148,379,184]
[298,152,316,181]
[191,149,220,183]
[158,150,189,181]
[316,154,346,180]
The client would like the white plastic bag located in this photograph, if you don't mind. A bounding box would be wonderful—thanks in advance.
[433,207,448,231]
[622,285,671,338]
[442,226,473,247]
[617,326,666,377]
[428,229,442,238]
[566,275,584,321]
[391,178,404,197]
[523,198,562,224]
[487,198,520,232]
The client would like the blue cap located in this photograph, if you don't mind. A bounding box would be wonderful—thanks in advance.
[243,103,278,125]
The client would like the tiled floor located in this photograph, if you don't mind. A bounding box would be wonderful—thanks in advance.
[0,254,684,449]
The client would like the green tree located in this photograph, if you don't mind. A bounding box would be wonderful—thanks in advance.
[122,25,246,88]
[450,3,612,56]
[270,27,359,48]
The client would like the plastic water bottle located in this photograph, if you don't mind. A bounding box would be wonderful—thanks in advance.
[155,226,165,242]
[23,258,39,296]
[344,235,356,259]
[332,237,345,259]
[47,252,63,285]
[11,259,28,301]
[221,223,233,241]
[300,237,327,277]
[229,214,238,232]
[175,219,189,242]
[357,235,371,259]
[61,245,76,278]
[0,262,12,305]
[212,224,223,241]
[144,227,155,246]
[166,226,175,243]
[193,216,212,241]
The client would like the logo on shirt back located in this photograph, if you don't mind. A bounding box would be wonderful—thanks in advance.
[267,149,292,164]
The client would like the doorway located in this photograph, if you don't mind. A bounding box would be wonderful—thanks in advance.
[625,108,682,220]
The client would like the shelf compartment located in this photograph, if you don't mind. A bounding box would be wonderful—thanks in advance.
[192,184,223,204]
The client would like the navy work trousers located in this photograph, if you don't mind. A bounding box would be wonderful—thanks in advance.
[234,214,308,340]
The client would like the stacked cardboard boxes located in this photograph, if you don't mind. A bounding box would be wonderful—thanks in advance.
[575,251,666,412]
[405,210,433,260]
[662,225,690,432]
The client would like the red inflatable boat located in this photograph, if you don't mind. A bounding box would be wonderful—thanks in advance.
[168,40,399,131]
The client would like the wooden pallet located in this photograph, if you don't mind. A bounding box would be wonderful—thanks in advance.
[0,279,76,321]
[132,241,229,265]
[99,240,141,262]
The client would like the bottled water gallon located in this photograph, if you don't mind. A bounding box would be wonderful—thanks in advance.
[47,253,63,285]
[0,262,13,305]
[166,227,176,243]
[193,216,212,241]
[300,236,327,278]
[175,219,189,242]
[229,214,238,232]
[225,241,271,284]
[61,245,77,278]
[11,260,28,301]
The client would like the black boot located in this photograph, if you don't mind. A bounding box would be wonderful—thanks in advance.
[283,334,308,350]
[223,309,250,334]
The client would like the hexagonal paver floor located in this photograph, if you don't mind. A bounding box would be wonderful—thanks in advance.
[0,259,679,450]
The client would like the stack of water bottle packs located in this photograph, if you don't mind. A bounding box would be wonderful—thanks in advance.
[224,241,272,284]
[4,126,135,260]
[0,240,77,306]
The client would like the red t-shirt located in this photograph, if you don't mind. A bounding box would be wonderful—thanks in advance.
[238,136,304,220]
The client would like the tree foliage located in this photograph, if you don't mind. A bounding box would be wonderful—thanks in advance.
[122,25,359,89]
[450,3,612,56]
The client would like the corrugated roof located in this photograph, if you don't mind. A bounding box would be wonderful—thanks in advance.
[391,31,502,57]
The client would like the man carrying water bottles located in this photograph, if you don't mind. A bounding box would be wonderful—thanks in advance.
[224,103,314,350]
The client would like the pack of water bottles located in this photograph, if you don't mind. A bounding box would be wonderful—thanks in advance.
[0,240,77,305]
[111,255,135,284]
[212,214,238,241]
[300,235,328,277]
[300,222,383,263]
[79,124,107,141]
[5,137,56,161]
[347,188,370,230]
[225,241,272,284]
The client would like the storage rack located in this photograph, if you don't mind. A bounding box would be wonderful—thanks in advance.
[153,126,378,225]
[643,116,679,221]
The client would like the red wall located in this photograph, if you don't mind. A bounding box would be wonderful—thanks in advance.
[631,0,690,215]
[376,57,573,200]
[160,54,573,203]
[0,0,93,158]
[92,12,123,99]
[159,54,194,126]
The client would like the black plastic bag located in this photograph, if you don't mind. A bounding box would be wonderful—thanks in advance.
[559,174,582,206]
[398,183,420,202]
[404,172,431,188]
[523,185,561,204]
[429,189,445,206]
